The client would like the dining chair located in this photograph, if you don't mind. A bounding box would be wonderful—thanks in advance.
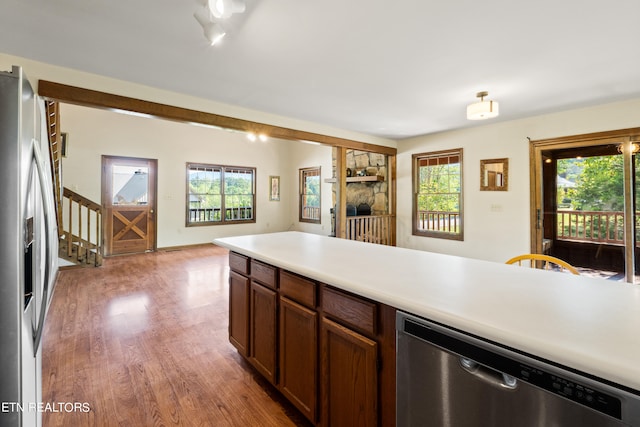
[505,254,580,275]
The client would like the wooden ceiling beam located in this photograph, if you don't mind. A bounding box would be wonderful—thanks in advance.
[38,80,397,156]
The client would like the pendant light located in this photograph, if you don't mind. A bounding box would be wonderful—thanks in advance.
[466,91,499,120]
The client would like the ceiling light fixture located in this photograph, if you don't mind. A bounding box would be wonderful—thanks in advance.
[466,91,499,120]
[208,0,246,19]
[247,132,268,142]
[194,7,227,46]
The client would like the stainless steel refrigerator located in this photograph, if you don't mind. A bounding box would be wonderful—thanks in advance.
[0,66,59,427]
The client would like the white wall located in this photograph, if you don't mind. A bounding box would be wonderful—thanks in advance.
[0,52,381,248]
[6,51,640,260]
[288,143,334,236]
[397,97,640,262]
[60,104,297,247]
[58,104,335,247]
[52,81,640,258]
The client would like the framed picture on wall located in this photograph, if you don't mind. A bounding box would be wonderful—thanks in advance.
[269,175,280,201]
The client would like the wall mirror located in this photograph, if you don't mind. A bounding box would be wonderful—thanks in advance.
[480,158,508,191]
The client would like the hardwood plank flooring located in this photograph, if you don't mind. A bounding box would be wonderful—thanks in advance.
[42,245,312,427]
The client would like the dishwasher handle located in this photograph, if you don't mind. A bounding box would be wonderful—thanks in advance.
[460,357,518,390]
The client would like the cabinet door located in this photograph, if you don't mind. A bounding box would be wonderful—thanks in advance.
[249,281,278,384]
[321,317,378,427]
[229,271,250,356]
[279,297,318,423]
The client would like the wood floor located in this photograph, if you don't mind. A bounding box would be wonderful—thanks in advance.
[42,245,312,427]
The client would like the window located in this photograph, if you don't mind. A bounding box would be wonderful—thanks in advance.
[186,163,256,226]
[299,166,321,223]
[412,149,463,240]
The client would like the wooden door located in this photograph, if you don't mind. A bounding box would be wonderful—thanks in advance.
[102,155,157,256]
[249,281,277,384]
[279,297,317,423]
[321,317,377,427]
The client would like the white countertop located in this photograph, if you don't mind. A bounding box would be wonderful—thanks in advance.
[214,231,640,392]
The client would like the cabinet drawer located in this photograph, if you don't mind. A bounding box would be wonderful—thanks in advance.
[280,270,316,308]
[251,259,277,289]
[322,287,377,336]
[229,252,249,275]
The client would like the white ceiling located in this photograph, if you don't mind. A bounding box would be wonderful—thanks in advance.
[2,0,639,140]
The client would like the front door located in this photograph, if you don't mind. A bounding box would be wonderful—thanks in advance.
[102,155,157,256]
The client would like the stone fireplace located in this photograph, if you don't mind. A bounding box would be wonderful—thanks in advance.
[331,148,389,215]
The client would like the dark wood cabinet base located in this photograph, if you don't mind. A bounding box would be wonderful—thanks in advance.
[228,252,396,427]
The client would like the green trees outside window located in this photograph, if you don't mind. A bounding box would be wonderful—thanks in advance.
[556,154,639,243]
[412,149,463,240]
[557,156,624,211]
[300,166,321,223]
[187,163,256,226]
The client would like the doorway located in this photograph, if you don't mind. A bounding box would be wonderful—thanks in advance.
[530,128,640,283]
[102,155,157,256]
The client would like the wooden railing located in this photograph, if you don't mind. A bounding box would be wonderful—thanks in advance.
[45,101,63,235]
[189,207,253,223]
[302,206,321,221]
[557,210,640,245]
[417,211,460,233]
[61,187,103,266]
[345,214,395,246]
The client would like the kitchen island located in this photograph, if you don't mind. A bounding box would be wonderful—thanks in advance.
[214,231,640,425]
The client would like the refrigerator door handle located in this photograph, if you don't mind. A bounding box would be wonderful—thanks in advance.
[31,139,53,356]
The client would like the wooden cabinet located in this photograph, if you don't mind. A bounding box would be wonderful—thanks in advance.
[251,259,277,289]
[229,251,250,275]
[323,286,377,336]
[279,270,319,423]
[279,297,318,422]
[280,270,316,307]
[229,270,250,357]
[321,317,378,427]
[227,253,395,426]
[249,281,278,384]
[320,286,381,427]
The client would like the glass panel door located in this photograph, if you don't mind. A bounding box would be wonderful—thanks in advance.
[533,134,640,284]
[112,165,149,205]
[554,151,627,280]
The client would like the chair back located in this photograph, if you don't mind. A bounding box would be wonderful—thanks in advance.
[505,254,580,275]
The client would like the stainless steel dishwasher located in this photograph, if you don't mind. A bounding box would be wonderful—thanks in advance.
[396,311,640,426]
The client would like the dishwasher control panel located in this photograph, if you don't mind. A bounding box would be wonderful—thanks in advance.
[517,363,621,419]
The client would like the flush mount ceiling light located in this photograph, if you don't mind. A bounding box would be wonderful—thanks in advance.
[466,91,499,120]
[208,0,246,19]
[194,7,227,45]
